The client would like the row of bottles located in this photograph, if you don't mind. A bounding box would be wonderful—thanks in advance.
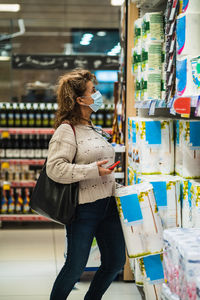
[0,103,56,128]
[0,102,114,128]
[0,132,51,159]
[1,161,42,182]
[0,185,34,214]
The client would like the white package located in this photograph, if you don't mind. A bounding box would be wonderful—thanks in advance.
[176,56,200,97]
[175,120,200,179]
[138,119,174,175]
[176,13,200,56]
[142,12,164,42]
[180,0,200,14]
[115,183,163,258]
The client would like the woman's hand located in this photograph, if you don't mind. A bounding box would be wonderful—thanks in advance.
[97,160,113,176]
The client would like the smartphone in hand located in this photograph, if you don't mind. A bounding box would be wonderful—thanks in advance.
[107,161,121,170]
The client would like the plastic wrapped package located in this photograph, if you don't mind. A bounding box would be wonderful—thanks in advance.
[163,228,200,299]
[139,175,181,229]
[142,42,162,72]
[144,281,162,300]
[191,180,200,228]
[138,119,174,175]
[142,12,164,42]
[176,56,200,97]
[141,71,162,101]
[176,13,200,56]
[179,0,200,13]
[175,120,200,179]
[134,18,142,47]
[161,283,180,300]
[115,183,163,258]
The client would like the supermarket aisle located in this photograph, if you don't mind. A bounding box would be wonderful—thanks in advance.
[0,222,141,300]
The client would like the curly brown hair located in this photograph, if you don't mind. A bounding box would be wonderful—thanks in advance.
[54,69,97,129]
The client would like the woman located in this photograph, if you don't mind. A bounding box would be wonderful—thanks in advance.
[47,69,125,300]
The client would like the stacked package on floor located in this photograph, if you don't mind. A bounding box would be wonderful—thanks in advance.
[176,0,200,97]
[163,228,200,300]
[181,179,200,228]
[115,183,163,258]
[133,13,164,102]
[175,120,200,179]
[138,175,181,229]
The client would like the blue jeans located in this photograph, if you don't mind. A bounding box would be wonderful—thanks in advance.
[50,196,126,300]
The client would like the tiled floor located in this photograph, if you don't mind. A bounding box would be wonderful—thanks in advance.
[0,222,142,300]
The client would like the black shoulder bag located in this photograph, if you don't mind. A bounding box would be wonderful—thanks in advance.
[30,125,79,225]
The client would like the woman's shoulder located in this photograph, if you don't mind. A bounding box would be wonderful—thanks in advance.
[51,123,76,144]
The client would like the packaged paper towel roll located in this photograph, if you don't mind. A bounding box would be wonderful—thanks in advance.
[176,13,200,56]
[190,180,200,228]
[175,120,200,179]
[141,71,162,101]
[132,46,142,75]
[134,18,142,47]
[142,42,162,72]
[138,119,174,175]
[144,281,162,300]
[115,183,163,258]
[180,0,200,13]
[176,56,199,97]
[142,12,164,42]
[181,179,193,228]
[139,175,181,229]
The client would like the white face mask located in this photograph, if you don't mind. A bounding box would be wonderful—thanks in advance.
[81,91,103,112]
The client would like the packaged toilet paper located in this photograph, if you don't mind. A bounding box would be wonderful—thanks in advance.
[144,281,162,300]
[134,18,142,47]
[142,12,164,42]
[163,228,200,299]
[179,0,200,14]
[181,179,193,228]
[138,119,174,175]
[176,56,200,97]
[161,283,180,300]
[175,120,200,179]
[191,180,200,228]
[115,183,163,258]
[142,42,162,72]
[132,46,142,75]
[141,71,162,101]
[176,13,200,56]
[139,175,181,229]
[134,70,141,102]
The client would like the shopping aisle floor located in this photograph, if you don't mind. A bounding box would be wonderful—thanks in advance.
[0,222,141,300]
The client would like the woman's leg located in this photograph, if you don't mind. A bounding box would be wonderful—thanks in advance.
[84,197,126,300]
[50,209,97,300]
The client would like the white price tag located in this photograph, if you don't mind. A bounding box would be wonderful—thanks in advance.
[148,100,156,116]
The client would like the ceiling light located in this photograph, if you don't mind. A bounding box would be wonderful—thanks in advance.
[0,4,20,12]
[0,56,10,61]
[111,0,124,6]
[97,31,106,37]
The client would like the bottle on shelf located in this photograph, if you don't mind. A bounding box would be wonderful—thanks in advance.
[0,103,7,127]
[23,187,31,214]
[48,103,55,128]
[27,134,35,159]
[5,134,14,159]
[42,134,49,158]
[27,103,35,127]
[20,103,29,127]
[35,134,42,158]
[8,188,15,214]
[13,134,20,159]
[14,103,21,127]
[1,189,8,214]
[42,103,49,127]
[15,188,23,214]
[6,103,15,127]
[20,134,28,158]
[35,103,42,128]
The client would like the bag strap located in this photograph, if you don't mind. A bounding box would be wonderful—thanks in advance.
[61,121,77,163]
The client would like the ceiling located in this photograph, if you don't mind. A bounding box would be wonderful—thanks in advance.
[0,0,120,34]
